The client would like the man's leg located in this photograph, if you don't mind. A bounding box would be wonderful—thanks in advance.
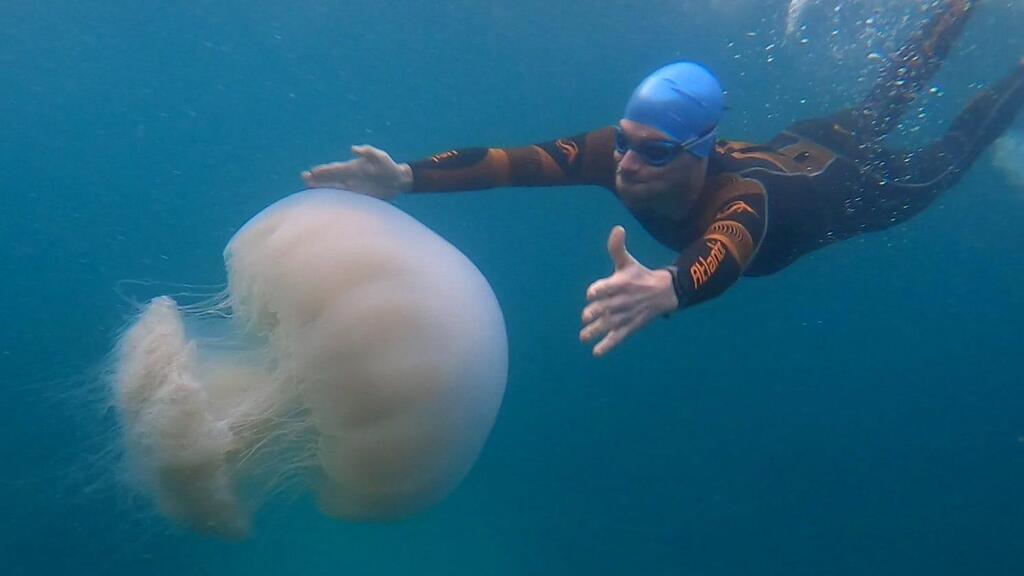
[884,58,1024,186]
[787,0,976,158]
[848,0,975,142]
[853,59,1024,229]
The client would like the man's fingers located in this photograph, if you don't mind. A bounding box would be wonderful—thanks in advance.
[591,312,647,356]
[592,315,643,357]
[580,310,622,343]
[582,294,629,324]
[606,225,632,271]
[581,301,598,324]
[593,329,624,357]
[352,144,385,164]
[586,279,619,301]
[309,161,344,174]
[580,306,631,343]
[302,163,343,186]
[304,146,387,189]
[579,316,607,343]
[308,163,349,183]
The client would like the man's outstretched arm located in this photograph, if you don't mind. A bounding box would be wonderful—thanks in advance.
[408,128,617,193]
[302,128,618,199]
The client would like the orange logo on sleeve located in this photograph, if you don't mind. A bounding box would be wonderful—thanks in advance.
[690,239,727,291]
[431,150,459,163]
[716,200,758,220]
[555,139,579,166]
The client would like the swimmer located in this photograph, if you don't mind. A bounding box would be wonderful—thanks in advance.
[303,0,1023,357]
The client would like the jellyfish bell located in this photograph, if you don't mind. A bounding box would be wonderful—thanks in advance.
[114,188,508,537]
[227,190,508,520]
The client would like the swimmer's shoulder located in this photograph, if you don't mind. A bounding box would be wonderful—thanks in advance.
[711,135,840,179]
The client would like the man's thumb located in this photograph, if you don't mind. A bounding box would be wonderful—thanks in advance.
[607,225,632,270]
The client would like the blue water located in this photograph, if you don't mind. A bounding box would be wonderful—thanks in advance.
[2,1,1023,574]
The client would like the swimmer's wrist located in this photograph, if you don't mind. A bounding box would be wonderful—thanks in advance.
[397,163,414,193]
[661,265,684,314]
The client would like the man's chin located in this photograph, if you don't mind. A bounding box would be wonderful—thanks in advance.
[617,180,660,202]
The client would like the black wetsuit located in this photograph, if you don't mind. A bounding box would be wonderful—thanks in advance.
[405,0,1024,310]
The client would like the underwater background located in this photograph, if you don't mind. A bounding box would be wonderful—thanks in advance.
[2,0,1023,574]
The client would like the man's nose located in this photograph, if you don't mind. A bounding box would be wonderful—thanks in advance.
[617,150,643,172]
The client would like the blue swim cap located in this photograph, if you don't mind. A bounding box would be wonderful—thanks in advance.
[623,61,725,159]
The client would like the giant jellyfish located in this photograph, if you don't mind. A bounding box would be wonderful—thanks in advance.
[113,189,508,538]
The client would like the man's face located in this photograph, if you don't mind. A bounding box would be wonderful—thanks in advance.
[614,119,708,216]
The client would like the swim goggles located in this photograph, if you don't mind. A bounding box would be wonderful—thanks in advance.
[614,125,715,166]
